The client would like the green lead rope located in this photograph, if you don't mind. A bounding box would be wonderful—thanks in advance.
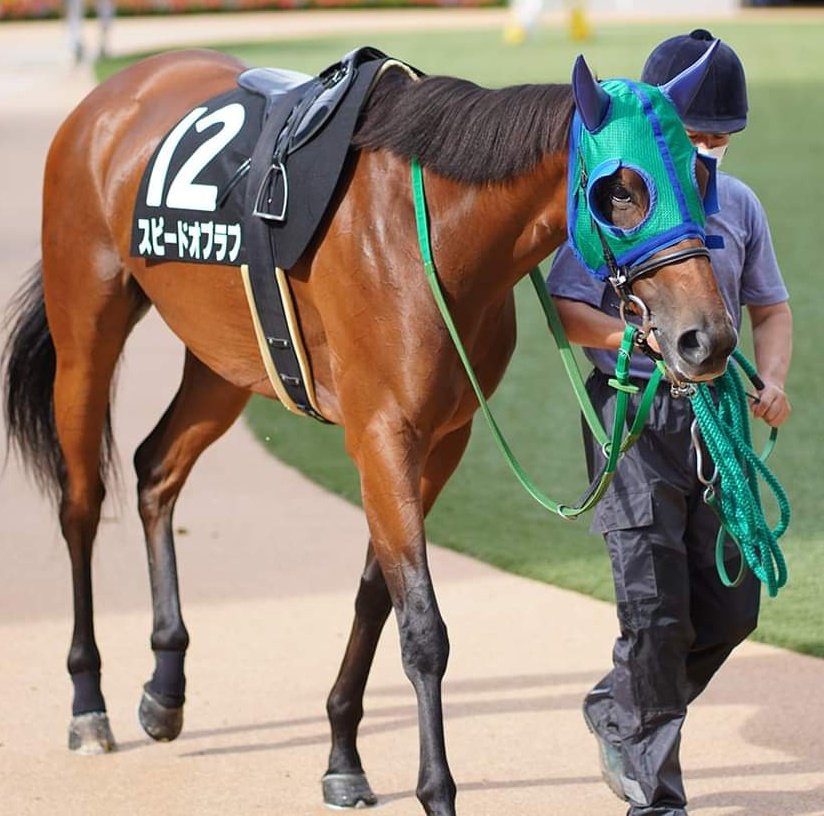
[690,351,790,597]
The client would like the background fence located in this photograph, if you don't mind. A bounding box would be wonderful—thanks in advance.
[0,0,501,21]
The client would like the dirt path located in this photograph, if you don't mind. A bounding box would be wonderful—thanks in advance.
[1,12,823,816]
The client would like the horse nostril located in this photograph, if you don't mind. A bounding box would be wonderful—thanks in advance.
[677,328,711,365]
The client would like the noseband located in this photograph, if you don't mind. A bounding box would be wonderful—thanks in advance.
[610,244,711,296]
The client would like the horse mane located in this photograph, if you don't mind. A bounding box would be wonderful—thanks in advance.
[353,69,575,184]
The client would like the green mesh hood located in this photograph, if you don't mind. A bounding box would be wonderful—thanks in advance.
[568,79,707,280]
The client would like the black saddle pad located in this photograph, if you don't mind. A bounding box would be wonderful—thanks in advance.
[131,86,263,266]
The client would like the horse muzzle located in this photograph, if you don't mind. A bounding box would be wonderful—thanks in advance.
[653,313,738,383]
[623,244,738,384]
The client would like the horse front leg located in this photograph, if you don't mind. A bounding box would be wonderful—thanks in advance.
[341,421,469,816]
[388,531,454,816]
[323,424,473,811]
[322,543,390,808]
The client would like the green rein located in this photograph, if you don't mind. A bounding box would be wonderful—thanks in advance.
[411,158,790,595]
[411,158,662,520]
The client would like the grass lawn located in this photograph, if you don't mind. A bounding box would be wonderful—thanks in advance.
[99,17,824,658]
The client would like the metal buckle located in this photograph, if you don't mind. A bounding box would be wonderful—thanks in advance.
[618,293,650,326]
[252,160,288,222]
[690,418,718,487]
[670,382,697,399]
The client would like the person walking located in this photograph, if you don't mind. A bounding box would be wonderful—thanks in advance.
[66,0,114,63]
[547,29,792,816]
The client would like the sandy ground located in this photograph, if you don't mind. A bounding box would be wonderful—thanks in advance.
[1,10,823,816]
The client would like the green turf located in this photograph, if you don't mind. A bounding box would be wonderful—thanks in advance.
[99,18,824,658]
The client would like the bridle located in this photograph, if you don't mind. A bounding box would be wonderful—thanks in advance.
[578,148,710,385]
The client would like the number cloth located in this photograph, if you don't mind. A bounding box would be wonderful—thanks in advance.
[131,88,259,266]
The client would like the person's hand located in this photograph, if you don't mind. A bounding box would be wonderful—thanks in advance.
[750,381,791,427]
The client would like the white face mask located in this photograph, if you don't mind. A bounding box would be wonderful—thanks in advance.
[696,143,728,167]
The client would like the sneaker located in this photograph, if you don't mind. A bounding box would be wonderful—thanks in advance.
[582,700,627,801]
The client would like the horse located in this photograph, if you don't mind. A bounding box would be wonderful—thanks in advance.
[3,45,736,816]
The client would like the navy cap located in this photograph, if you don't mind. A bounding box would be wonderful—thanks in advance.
[641,28,748,133]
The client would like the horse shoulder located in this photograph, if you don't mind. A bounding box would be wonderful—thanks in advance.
[300,148,517,433]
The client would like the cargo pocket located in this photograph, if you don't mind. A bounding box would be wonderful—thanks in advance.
[592,488,654,534]
[591,488,658,603]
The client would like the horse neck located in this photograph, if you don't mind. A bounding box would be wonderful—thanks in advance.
[424,151,569,301]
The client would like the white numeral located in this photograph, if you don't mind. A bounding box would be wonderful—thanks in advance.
[145,102,246,212]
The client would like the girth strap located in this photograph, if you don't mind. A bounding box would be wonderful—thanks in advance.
[243,83,329,420]
[242,48,395,421]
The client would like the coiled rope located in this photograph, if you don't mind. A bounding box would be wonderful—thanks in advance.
[690,350,790,597]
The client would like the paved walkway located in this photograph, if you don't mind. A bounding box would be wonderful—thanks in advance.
[1,11,823,816]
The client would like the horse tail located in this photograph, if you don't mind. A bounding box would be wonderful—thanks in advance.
[2,262,116,501]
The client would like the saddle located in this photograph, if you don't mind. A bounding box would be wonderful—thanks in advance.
[239,46,387,228]
[240,47,411,422]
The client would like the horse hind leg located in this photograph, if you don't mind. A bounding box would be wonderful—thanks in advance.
[44,268,146,753]
[323,422,472,813]
[134,350,249,741]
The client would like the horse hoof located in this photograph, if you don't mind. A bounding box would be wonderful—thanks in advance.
[68,712,117,754]
[138,687,183,742]
[322,772,378,809]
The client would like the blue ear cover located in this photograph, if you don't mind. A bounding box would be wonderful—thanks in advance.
[696,152,720,216]
[572,55,611,133]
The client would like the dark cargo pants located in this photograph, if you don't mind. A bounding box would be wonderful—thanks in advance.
[582,370,760,815]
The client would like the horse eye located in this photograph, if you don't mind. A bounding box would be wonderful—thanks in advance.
[589,172,648,230]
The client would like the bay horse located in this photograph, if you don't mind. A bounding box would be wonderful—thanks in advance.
[3,46,735,816]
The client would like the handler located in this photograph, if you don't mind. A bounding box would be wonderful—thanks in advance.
[547,29,793,816]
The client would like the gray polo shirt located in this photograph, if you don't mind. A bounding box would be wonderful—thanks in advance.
[548,172,789,379]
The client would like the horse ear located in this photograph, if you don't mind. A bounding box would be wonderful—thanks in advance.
[659,39,720,118]
[572,55,611,133]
